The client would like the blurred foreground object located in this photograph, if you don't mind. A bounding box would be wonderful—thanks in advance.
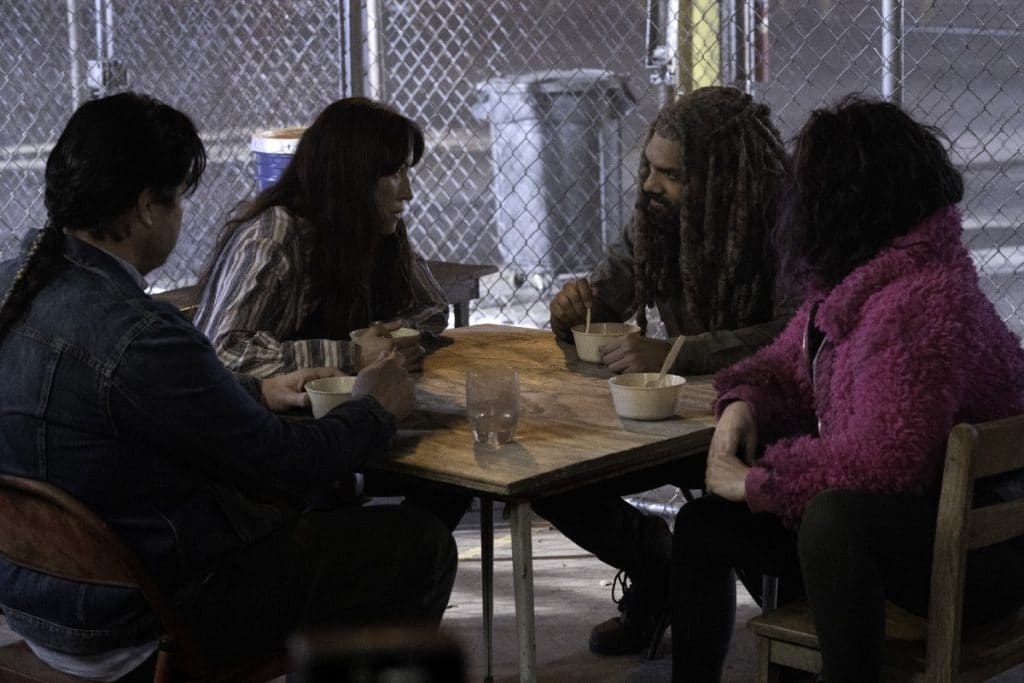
[289,626,465,683]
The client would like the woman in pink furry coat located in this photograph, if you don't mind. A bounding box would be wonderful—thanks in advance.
[670,97,1024,682]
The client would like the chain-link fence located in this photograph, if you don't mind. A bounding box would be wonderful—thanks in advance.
[2,0,1021,516]
[0,0,1020,323]
[1,1,1021,337]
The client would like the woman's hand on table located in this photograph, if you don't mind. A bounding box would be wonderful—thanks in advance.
[356,319,424,372]
[353,350,415,421]
[601,335,671,374]
[706,401,758,503]
[262,367,341,412]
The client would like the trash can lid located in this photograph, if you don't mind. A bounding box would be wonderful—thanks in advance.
[476,68,626,95]
[471,69,635,123]
[251,127,306,154]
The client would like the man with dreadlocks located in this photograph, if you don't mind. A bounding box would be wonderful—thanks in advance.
[535,86,791,656]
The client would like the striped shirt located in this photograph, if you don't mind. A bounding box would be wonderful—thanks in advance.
[194,206,448,377]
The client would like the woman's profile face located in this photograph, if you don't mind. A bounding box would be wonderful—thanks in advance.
[374,151,414,236]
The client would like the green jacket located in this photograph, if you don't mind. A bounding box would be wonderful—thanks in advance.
[578,221,794,375]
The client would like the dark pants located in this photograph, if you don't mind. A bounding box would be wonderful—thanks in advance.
[799,489,1024,683]
[364,471,472,532]
[532,456,706,597]
[671,496,802,683]
[175,504,457,669]
[671,489,1024,683]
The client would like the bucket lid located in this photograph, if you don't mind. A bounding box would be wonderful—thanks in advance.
[251,127,306,154]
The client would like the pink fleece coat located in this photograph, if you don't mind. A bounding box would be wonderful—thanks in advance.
[715,206,1024,523]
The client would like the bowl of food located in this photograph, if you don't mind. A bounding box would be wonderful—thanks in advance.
[349,326,420,344]
[571,322,641,363]
[305,375,357,418]
[608,372,686,420]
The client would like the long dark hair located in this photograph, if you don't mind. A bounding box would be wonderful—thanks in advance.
[631,86,787,333]
[195,97,426,337]
[777,95,964,289]
[0,92,205,337]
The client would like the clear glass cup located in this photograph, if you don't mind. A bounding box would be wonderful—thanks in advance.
[465,367,520,445]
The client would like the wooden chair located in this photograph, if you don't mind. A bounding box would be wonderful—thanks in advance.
[0,473,288,682]
[748,416,1024,682]
[152,285,199,321]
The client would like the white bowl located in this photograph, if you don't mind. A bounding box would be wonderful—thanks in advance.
[571,322,641,363]
[305,376,357,418]
[349,327,420,344]
[608,372,686,420]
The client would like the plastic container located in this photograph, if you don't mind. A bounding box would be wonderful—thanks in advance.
[305,376,357,419]
[251,127,305,190]
[608,373,686,420]
[571,322,641,363]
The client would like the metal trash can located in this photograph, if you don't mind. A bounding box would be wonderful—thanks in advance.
[471,69,635,278]
[251,127,305,190]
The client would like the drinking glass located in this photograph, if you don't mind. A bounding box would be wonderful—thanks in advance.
[465,367,520,445]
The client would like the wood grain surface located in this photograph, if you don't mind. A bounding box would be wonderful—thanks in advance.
[368,324,717,499]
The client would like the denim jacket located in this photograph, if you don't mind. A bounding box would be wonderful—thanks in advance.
[0,236,395,654]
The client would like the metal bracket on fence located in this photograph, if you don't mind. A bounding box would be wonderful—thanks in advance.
[646,0,679,104]
[87,59,128,98]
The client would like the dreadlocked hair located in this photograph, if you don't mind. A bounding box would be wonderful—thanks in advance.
[631,86,786,334]
[0,224,66,335]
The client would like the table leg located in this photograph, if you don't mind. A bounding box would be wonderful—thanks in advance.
[480,496,494,683]
[509,500,537,683]
[762,574,779,612]
[452,302,469,328]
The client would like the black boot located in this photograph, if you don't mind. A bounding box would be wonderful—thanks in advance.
[589,570,669,656]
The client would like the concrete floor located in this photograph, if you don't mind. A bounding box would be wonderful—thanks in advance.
[441,500,1024,683]
[0,499,757,683]
[441,501,759,683]
[3,499,1023,682]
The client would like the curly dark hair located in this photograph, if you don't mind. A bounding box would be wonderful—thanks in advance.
[631,86,787,333]
[777,95,964,289]
[195,97,426,337]
[0,92,205,337]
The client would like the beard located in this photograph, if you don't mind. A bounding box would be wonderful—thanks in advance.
[644,195,679,232]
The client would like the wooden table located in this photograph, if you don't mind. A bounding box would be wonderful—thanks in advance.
[366,325,718,682]
[153,260,497,328]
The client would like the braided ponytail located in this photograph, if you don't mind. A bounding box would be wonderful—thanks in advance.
[0,91,204,342]
[0,224,66,336]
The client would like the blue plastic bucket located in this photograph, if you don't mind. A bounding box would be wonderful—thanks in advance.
[251,128,305,190]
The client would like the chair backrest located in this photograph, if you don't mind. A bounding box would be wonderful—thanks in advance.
[927,415,1024,678]
[152,285,199,321]
[0,474,210,675]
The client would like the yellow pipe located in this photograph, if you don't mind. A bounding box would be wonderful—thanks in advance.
[677,0,721,93]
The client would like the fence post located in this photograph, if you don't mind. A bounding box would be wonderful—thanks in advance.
[65,0,83,109]
[341,0,383,100]
[881,0,904,105]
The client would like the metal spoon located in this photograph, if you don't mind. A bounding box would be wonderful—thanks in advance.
[585,305,592,333]
[647,336,686,387]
